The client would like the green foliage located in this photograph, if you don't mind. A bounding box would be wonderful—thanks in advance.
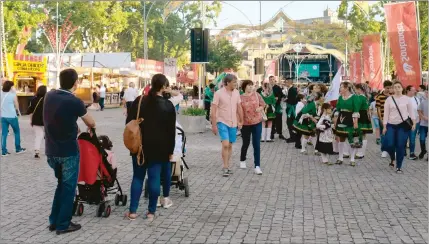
[419,1,428,71]
[206,38,242,75]
[182,107,206,116]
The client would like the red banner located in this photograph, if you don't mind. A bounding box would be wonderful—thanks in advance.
[384,2,421,88]
[350,52,362,84]
[362,34,383,90]
[136,59,164,73]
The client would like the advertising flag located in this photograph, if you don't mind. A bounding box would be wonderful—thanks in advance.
[362,34,383,90]
[325,66,343,103]
[384,2,421,88]
[352,52,362,84]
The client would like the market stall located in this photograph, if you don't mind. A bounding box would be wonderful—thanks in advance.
[3,54,48,114]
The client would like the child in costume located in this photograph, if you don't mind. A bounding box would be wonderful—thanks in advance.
[259,82,276,142]
[316,103,335,165]
[293,92,323,154]
[354,84,373,159]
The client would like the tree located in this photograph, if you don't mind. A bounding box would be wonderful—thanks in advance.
[206,38,242,75]
[419,1,428,71]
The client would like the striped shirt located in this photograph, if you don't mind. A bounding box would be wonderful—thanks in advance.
[375,92,389,120]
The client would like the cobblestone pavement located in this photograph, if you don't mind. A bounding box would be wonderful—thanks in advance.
[1,108,428,244]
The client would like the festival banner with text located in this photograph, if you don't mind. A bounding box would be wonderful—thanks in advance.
[362,34,383,90]
[384,2,421,87]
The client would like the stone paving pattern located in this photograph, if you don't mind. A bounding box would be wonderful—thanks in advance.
[0,109,428,244]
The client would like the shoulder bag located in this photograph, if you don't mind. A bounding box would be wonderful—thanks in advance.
[254,92,267,121]
[391,97,413,131]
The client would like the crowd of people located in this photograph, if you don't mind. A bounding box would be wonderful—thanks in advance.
[0,68,428,235]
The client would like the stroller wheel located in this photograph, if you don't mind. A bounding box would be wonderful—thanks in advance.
[121,195,128,206]
[97,203,105,217]
[77,203,84,216]
[144,181,149,198]
[114,194,120,206]
[184,177,190,197]
[103,205,111,218]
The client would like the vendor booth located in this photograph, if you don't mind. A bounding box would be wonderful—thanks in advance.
[3,54,48,114]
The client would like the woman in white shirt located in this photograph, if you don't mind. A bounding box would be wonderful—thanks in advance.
[383,81,416,173]
[405,85,420,160]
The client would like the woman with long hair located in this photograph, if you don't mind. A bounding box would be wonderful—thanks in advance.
[333,82,359,166]
[125,74,176,220]
[239,80,266,175]
[27,85,47,159]
[383,80,416,173]
[354,83,373,159]
[259,82,276,142]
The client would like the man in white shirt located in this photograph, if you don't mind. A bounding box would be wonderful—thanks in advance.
[123,82,139,116]
[99,84,106,111]
[405,85,420,160]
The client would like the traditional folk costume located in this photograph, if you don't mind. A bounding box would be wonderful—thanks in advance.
[316,114,335,164]
[334,94,360,166]
[293,99,317,153]
[355,94,373,158]
[259,91,276,141]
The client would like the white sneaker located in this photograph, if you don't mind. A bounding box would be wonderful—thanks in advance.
[163,197,173,209]
[381,151,388,158]
[240,161,247,169]
[157,197,162,207]
[254,166,263,175]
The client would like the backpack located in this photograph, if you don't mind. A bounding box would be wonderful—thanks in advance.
[123,96,144,165]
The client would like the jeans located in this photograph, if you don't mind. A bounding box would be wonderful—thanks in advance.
[408,123,420,154]
[385,123,409,169]
[240,123,262,167]
[99,97,105,110]
[420,126,428,152]
[47,155,80,231]
[1,117,22,154]
[379,123,387,152]
[129,156,171,214]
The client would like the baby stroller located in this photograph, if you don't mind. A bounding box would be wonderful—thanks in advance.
[144,126,190,198]
[73,129,127,218]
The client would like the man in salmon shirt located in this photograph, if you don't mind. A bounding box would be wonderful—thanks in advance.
[211,74,244,177]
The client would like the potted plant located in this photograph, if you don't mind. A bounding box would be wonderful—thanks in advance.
[179,107,207,133]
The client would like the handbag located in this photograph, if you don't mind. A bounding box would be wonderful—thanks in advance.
[391,97,413,131]
[254,92,267,121]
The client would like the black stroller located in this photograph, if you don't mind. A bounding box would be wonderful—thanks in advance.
[73,129,127,218]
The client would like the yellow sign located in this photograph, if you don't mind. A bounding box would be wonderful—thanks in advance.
[12,60,47,73]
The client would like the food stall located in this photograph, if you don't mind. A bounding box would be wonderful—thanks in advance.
[4,54,48,114]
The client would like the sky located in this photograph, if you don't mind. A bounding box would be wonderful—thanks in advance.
[206,1,342,32]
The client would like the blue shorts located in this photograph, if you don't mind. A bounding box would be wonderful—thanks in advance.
[217,122,237,143]
[372,117,380,129]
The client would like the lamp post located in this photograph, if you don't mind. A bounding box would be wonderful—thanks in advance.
[292,43,304,83]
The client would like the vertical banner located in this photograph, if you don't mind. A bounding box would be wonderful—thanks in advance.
[384,2,421,88]
[353,52,362,84]
[362,34,383,90]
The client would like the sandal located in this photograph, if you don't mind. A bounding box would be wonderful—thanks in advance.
[389,160,395,168]
[125,212,137,220]
[143,211,155,221]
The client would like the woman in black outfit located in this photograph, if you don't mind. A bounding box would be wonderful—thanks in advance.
[27,85,47,159]
[125,74,176,221]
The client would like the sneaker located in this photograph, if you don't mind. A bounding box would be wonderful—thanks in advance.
[157,197,162,207]
[314,151,321,156]
[355,155,364,159]
[343,155,350,159]
[335,160,343,165]
[409,153,418,160]
[162,197,173,209]
[240,161,247,169]
[223,168,229,177]
[396,168,403,174]
[227,169,233,175]
[350,161,356,167]
[381,151,388,158]
[254,166,262,175]
[16,148,26,154]
[419,151,427,160]
[376,138,381,145]
[2,152,10,157]
[49,222,80,232]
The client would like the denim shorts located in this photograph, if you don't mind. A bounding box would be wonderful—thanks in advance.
[372,117,380,129]
[217,122,237,143]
